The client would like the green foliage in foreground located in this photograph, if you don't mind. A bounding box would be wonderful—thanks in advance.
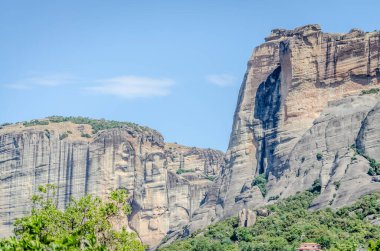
[0,185,145,251]
[160,192,380,251]
[369,239,380,251]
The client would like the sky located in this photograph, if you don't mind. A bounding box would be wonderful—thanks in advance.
[1,0,380,151]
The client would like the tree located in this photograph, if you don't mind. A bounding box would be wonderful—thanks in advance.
[0,184,145,250]
[369,240,380,251]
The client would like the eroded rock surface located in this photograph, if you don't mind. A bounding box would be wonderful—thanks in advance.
[0,121,224,248]
[186,24,380,235]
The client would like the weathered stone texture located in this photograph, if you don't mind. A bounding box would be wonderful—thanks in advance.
[185,25,380,236]
[0,122,224,248]
[219,24,380,217]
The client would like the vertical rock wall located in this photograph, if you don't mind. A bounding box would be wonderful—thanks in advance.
[0,122,224,248]
[186,25,380,235]
[220,24,380,217]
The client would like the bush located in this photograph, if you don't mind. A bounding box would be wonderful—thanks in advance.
[368,167,377,176]
[0,122,13,127]
[204,175,216,181]
[316,152,323,161]
[369,239,380,250]
[176,169,195,175]
[44,129,50,139]
[252,174,267,197]
[159,192,380,251]
[361,88,380,95]
[81,133,92,138]
[23,120,49,127]
[351,145,380,176]
[333,181,341,190]
[59,132,68,140]
[268,195,280,201]
[0,185,145,250]
[47,116,148,133]
[308,179,321,194]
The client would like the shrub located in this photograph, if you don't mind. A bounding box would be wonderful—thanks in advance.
[268,195,280,201]
[316,152,323,161]
[204,175,216,181]
[23,120,49,127]
[361,88,380,95]
[44,129,50,139]
[159,192,380,251]
[351,145,380,175]
[252,174,267,197]
[333,181,341,190]
[0,122,12,127]
[0,185,145,250]
[81,133,92,138]
[176,169,194,175]
[368,168,377,176]
[59,132,68,140]
[369,239,380,250]
[47,116,148,133]
[308,179,321,194]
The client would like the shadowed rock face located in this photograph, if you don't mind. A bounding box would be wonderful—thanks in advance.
[223,24,380,214]
[186,24,380,234]
[2,24,380,248]
[0,122,224,248]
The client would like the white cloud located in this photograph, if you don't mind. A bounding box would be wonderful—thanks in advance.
[3,74,75,89]
[27,74,75,87]
[3,74,175,99]
[206,74,236,87]
[85,76,175,98]
[4,83,30,90]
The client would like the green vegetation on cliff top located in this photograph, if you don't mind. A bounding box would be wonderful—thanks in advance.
[160,191,380,251]
[1,116,150,134]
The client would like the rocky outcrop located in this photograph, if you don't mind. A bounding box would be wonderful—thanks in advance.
[238,208,256,227]
[185,25,380,234]
[223,24,380,215]
[274,95,380,209]
[3,24,380,249]
[0,120,224,248]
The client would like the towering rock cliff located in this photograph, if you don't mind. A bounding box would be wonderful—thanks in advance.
[0,119,224,248]
[187,24,380,234]
[2,24,380,249]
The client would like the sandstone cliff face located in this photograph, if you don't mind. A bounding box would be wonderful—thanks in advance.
[0,121,223,248]
[224,24,380,214]
[187,25,380,233]
[3,24,380,249]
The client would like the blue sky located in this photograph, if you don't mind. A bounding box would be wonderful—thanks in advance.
[1,0,379,151]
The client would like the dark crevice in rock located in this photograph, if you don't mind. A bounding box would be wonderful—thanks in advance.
[325,37,332,80]
[368,37,372,77]
[253,66,282,176]
[84,147,90,194]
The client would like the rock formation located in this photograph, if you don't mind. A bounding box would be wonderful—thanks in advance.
[0,120,223,248]
[186,24,380,234]
[238,208,256,227]
[2,24,380,249]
